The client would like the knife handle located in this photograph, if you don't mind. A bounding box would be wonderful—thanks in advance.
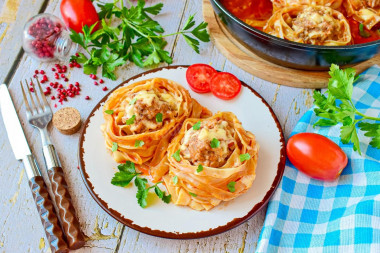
[29,176,69,253]
[48,166,85,250]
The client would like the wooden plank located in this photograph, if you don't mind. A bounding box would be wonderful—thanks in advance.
[0,0,46,85]
[0,0,317,252]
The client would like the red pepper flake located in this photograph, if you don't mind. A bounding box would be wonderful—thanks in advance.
[85,96,90,100]
[94,81,98,86]
[40,70,45,74]
[102,87,108,91]
[54,104,57,108]
[33,74,37,78]
[51,96,55,100]
[29,87,34,92]
[51,68,56,72]
[99,79,104,84]
[64,77,69,82]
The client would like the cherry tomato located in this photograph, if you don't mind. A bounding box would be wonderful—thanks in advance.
[60,0,100,33]
[186,64,217,93]
[286,133,348,181]
[210,72,242,100]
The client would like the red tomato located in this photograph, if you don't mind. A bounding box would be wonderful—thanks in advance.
[210,72,241,100]
[60,0,100,33]
[286,133,348,181]
[186,64,217,93]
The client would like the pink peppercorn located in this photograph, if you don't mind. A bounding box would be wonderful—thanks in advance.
[99,79,104,84]
[102,87,108,91]
[85,96,90,100]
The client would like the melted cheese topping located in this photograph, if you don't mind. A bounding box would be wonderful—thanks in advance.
[181,121,231,158]
[122,89,180,132]
[125,90,178,118]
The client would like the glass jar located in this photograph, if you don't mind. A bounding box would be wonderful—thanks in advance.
[23,13,77,62]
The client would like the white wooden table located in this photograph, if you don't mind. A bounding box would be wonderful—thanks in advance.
[0,0,314,252]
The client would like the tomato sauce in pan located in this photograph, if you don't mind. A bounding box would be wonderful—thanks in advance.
[220,0,273,30]
[348,18,380,44]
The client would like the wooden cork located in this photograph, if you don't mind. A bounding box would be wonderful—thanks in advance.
[52,107,81,135]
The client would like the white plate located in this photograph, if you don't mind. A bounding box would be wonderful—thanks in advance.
[78,66,285,239]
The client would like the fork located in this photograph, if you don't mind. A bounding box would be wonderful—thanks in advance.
[20,78,85,250]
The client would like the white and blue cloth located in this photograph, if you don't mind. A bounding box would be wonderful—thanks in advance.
[256,66,380,252]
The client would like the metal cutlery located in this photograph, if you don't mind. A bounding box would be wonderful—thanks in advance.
[20,78,85,250]
[0,84,69,253]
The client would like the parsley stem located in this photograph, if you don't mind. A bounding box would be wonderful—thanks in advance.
[355,110,380,121]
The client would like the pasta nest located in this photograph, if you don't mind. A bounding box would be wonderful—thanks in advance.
[264,5,352,45]
[101,77,211,180]
[344,0,380,29]
[162,112,259,211]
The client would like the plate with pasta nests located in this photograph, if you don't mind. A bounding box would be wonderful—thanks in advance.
[78,65,286,239]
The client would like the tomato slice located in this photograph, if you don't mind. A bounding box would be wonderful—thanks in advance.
[210,72,242,100]
[186,64,217,93]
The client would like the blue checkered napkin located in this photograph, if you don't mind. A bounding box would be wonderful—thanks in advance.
[256,66,380,253]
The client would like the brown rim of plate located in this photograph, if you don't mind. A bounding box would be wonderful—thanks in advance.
[78,65,286,240]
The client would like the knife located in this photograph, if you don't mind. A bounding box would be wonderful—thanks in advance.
[0,84,69,253]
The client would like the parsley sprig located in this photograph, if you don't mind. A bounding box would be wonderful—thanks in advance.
[70,0,210,80]
[111,161,171,208]
[313,64,380,154]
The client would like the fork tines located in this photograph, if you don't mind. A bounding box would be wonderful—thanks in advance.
[20,78,50,115]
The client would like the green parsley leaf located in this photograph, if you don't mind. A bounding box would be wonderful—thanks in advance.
[227,181,236,193]
[359,122,380,149]
[111,161,139,187]
[172,150,181,162]
[105,109,114,115]
[111,142,118,152]
[136,187,148,208]
[154,185,164,199]
[183,14,196,30]
[182,34,200,54]
[144,3,164,15]
[129,98,137,105]
[359,23,371,38]
[156,113,163,123]
[340,125,361,154]
[193,121,201,130]
[161,194,172,204]
[173,175,178,185]
[210,138,220,148]
[125,115,136,125]
[191,21,210,42]
[239,153,251,162]
[188,192,197,197]
[111,172,137,187]
[197,164,203,173]
[117,161,136,173]
[135,177,148,191]
[134,140,145,147]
